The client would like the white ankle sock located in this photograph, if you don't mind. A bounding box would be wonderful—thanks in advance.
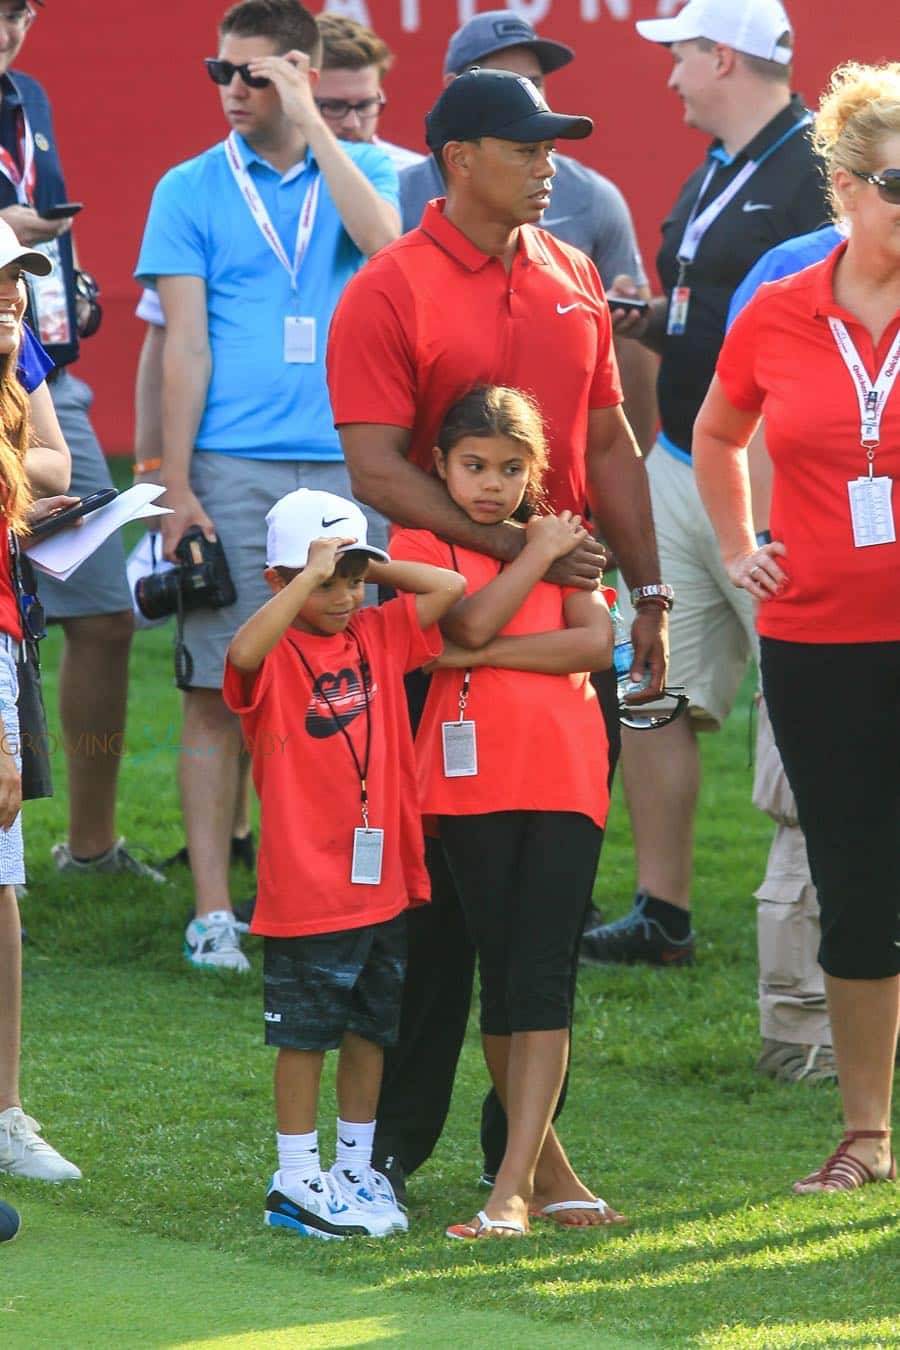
[277,1130,320,1191]
[335,1118,375,1172]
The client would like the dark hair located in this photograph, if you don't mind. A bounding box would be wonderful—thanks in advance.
[317,12,394,78]
[220,0,321,62]
[436,385,549,518]
[275,549,370,585]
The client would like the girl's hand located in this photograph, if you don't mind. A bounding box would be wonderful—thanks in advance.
[27,494,81,527]
[525,510,588,563]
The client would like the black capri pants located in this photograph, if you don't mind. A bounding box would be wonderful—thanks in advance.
[760,637,900,980]
[439,810,603,1035]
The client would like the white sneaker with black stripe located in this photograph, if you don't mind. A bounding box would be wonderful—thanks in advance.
[265,1170,393,1239]
[329,1161,408,1233]
[184,910,250,973]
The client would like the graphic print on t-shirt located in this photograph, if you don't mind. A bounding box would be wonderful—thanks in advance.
[305,659,377,739]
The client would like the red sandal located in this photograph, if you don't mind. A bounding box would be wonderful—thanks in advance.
[792,1129,896,1194]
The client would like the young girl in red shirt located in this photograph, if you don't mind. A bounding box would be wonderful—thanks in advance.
[391,385,625,1239]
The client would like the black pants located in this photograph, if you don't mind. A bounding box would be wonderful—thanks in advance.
[441,811,602,1034]
[761,637,900,980]
[374,665,619,1177]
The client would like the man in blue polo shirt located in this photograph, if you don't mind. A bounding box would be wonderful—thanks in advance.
[136,0,400,971]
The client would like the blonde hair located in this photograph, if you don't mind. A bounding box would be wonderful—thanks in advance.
[813,62,900,216]
[0,350,32,535]
[436,385,549,518]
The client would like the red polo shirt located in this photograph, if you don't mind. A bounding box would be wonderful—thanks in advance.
[326,199,622,516]
[717,242,900,644]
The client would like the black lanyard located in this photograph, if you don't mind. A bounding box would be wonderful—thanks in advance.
[288,628,373,825]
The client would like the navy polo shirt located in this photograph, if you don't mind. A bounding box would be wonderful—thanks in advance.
[0,71,79,368]
[136,134,398,461]
[655,95,830,460]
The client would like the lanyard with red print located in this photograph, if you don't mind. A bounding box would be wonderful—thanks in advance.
[0,105,35,205]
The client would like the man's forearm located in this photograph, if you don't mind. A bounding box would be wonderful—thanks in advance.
[306,122,400,257]
[341,430,524,562]
[161,340,211,486]
[587,420,661,590]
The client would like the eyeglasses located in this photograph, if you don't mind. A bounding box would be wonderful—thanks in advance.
[205,58,270,90]
[851,167,900,205]
[0,4,36,30]
[618,689,689,731]
[315,94,385,122]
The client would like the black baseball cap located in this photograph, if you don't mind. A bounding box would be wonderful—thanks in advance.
[425,69,592,152]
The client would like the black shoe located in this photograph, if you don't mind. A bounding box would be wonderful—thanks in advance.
[478,1168,497,1188]
[159,832,256,872]
[582,903,606,938]
[580,893,695,968]
[371,1153,407,1210]
[232,895,256,927]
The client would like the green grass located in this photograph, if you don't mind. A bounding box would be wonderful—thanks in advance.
[2,473,898,1347]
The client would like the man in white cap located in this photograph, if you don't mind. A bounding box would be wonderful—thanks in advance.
[584,0,830,974]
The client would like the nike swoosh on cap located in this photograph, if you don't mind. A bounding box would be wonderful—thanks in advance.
[742,201,773,212]
[322,515,350,528]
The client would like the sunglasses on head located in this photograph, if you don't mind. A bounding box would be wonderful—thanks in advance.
[851,167,900,205]
[205,57,270,89]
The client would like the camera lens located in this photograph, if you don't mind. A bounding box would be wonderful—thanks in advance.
[135,568,182,621]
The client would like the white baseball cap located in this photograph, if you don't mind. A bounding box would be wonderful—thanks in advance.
[0,218,52,275]
[265,489,389,569]
[636,0,793,65]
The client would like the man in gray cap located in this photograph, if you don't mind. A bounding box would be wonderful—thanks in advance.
[399,8,657,455]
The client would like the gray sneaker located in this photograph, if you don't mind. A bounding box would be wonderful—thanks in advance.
[756,1039,838,1085]
[52,838,166,884]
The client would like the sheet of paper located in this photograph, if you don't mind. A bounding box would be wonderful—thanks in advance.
[26,483,172,582]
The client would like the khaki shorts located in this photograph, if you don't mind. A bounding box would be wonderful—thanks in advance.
[618,442,758,729]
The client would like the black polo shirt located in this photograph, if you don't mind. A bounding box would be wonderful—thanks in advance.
[656,94,829,459]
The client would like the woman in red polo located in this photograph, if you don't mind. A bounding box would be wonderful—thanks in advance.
[694,62,900,1195]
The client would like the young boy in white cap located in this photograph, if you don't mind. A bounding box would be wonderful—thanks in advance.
[224,489,463,1239]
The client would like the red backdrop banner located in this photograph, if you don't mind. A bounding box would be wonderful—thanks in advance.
[20,1,893,453]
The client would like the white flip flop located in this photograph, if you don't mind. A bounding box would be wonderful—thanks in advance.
[446,1208,527,1240]
[538,1197,626,1226]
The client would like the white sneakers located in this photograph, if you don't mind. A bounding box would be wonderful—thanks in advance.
[184,910,250,973]
[329,1161,408,1233]
[0,1107,82,1182]
[266,1168,394,1239]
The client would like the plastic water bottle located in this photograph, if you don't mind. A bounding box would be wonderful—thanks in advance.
[611,601,651,698]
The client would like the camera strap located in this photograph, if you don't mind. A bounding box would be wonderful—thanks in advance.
[173,580,193,690]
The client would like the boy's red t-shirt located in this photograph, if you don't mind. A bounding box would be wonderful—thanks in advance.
[222,593,442,938]
[391,530,609,830]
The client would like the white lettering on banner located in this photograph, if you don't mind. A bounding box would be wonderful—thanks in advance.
[323,0,681,34]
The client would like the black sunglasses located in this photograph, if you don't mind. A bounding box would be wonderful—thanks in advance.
[205,58,270,90]
[851,167,900,205]
[618,688,688,731]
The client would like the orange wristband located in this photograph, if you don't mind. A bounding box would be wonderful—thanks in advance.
[133,458,162,476]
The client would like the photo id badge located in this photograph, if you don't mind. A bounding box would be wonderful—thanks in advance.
[667,287,690,336]
[284,315,316,364]
[351,828,384,885]
[27,240,72,346]
[848,476,896,548]
[442,720,478,778]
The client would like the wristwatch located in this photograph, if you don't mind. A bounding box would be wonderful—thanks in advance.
[630,582,675,611]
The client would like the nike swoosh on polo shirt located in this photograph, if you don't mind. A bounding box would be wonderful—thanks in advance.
[742,201,773,212]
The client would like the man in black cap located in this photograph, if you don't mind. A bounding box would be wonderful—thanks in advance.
[327,69,670,1225]
[399,8,657,455]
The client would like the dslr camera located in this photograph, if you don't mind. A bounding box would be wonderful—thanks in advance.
[135,527,236,621]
